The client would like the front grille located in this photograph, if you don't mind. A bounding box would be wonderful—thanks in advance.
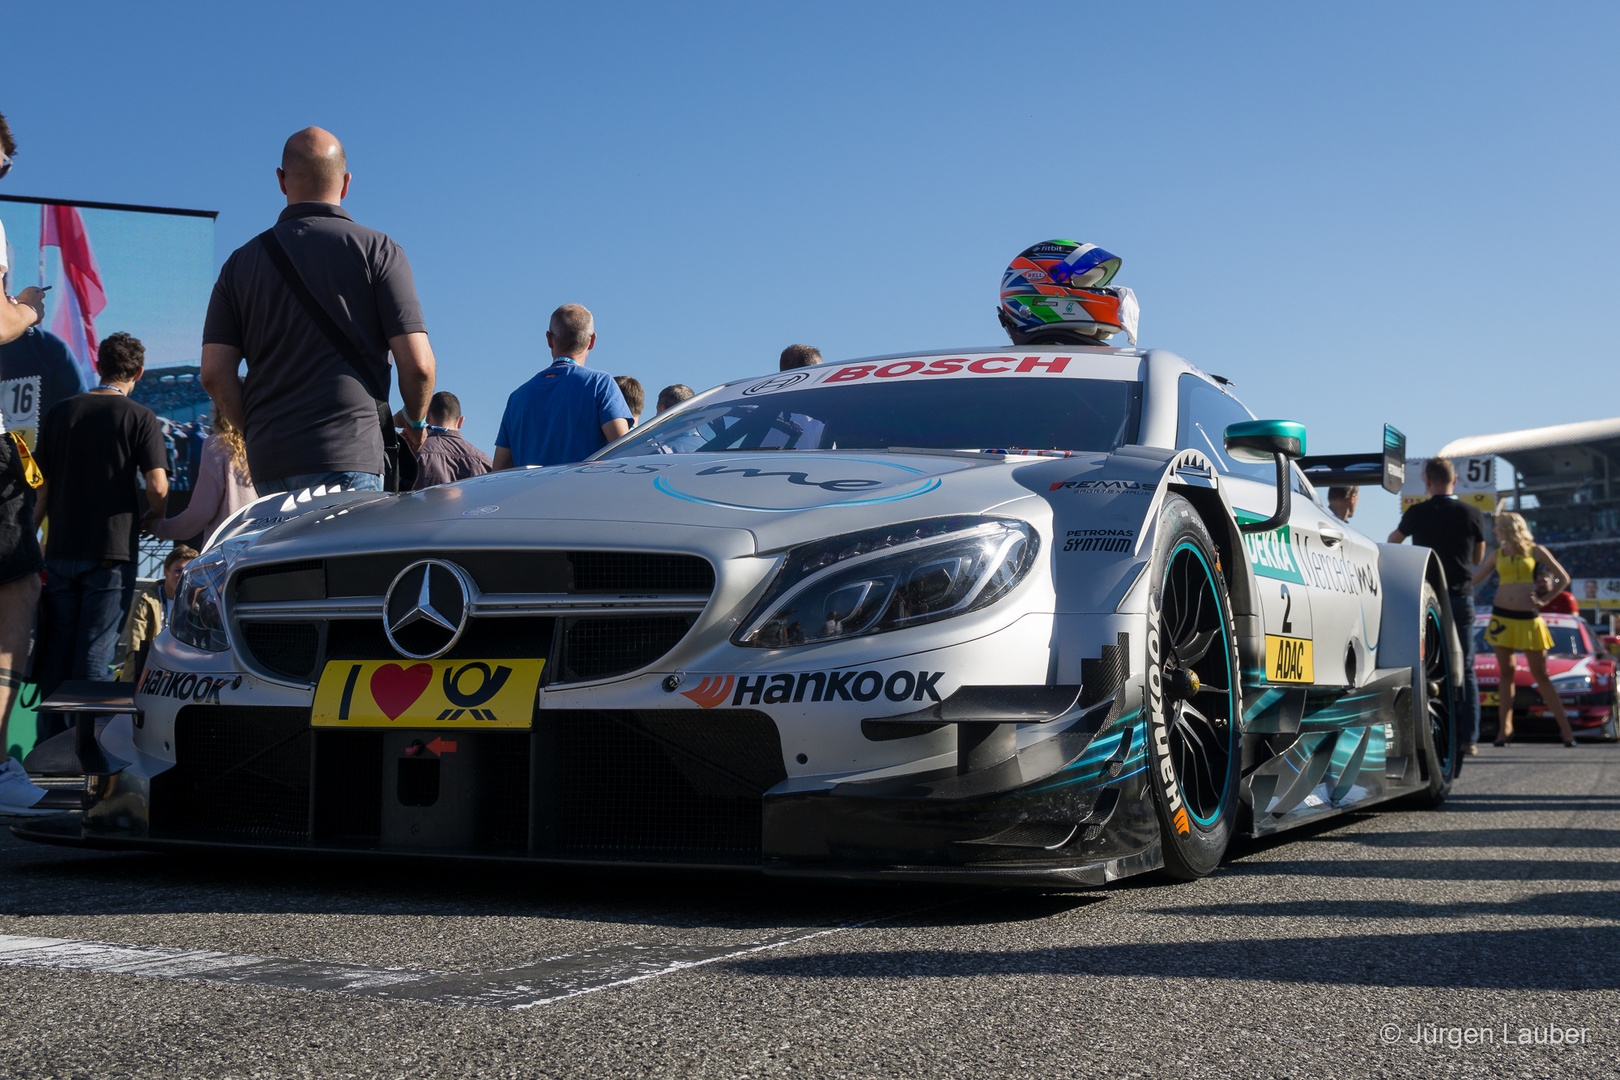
[543,710,785,860]
[239,622,321,681]
[241,614,694,686]
[236,560,324,602]
[150,706,310,841]
[326,551,572,597]
[570,553,715,594]
[247,550,715,599]
[324,617,556,662]
[556,616,697,683]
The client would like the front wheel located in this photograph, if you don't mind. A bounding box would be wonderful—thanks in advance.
[1146,496,1242,880]
[1412,582,1456,806]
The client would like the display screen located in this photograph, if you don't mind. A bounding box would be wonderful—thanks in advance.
[1,195,215,438]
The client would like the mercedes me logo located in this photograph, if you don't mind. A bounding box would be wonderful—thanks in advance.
[384,559,474,660]
[741,371,812,396]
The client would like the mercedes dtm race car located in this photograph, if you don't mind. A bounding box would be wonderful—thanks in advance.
[1474,612,1620,741]
[16,348,1463,886]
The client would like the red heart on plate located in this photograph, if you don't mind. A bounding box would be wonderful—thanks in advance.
[370,663,433,720]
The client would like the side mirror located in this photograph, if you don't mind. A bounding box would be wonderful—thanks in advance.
[1224,420,1306,463]
[1224,420,1307,534]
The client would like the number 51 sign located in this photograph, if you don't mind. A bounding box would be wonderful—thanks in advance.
[1401,456,1497,513]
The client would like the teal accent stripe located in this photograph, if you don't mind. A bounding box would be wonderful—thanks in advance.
[1244,688,1288,722]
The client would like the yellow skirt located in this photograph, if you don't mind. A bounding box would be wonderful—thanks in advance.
[1485,608,1554,652]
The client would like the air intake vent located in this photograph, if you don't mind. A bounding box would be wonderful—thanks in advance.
[150,706,311,842]
[555,616,695,683]
[569,553,715,593]
[239,621,321,681]
[235,560,325,602]
[545,710,784,859]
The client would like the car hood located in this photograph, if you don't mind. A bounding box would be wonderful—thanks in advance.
[234,449,1123,563]
[1475,653,1586,683]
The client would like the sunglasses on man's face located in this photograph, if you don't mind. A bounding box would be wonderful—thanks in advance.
[0,153,11,179]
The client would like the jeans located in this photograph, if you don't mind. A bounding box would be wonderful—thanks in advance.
[37,559,129,733]
[1449,592,1479,748]
[254,471,383,497]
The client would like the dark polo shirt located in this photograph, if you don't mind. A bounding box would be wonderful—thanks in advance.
[202,202,426,483]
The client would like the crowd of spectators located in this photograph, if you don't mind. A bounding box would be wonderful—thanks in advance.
[129,367,211,423]
[1539,539,1620,578]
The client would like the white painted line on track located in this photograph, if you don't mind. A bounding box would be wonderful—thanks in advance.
[0,901,956,1010]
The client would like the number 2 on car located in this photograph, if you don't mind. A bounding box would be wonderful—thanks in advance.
[311,659,545,728]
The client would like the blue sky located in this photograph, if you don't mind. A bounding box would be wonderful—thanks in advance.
[3,1,1616,541]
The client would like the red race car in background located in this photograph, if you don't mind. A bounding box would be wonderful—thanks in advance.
[1475,613,1620,741]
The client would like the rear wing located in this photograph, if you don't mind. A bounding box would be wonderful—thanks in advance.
[1298,424,1405,494]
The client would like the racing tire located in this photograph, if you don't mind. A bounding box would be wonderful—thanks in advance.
[1146,496,1242,881]
[1412,582,1456,807]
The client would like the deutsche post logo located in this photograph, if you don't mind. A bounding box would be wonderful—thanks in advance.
[311,658,544,728]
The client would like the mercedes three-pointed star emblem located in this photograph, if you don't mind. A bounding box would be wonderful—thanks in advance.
[383,559,474,659]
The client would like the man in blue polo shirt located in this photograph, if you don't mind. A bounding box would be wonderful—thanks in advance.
[492,304,632,469]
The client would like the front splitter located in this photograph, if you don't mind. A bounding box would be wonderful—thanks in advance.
[10,815,1154,890]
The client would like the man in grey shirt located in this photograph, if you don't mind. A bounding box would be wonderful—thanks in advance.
[411,391,492,489]
[201,127,436,494]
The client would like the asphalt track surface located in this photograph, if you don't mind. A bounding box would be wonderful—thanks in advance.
[1,743,1616,1079]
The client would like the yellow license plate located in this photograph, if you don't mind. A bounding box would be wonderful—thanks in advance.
[1265,634,1315,683]
[1480,691,1498,707]
[312,659,544,728]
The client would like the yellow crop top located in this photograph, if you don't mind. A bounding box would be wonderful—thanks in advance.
[1497,553,1536,585]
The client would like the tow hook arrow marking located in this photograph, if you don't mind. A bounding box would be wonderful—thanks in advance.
[426,737,458,755]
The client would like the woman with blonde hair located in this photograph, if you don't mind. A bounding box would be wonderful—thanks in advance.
[1472,512,1577,746]
[148,413,256,546]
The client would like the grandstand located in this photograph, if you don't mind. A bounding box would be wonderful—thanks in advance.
[131,364,211,423]
[1440,418,1620,624]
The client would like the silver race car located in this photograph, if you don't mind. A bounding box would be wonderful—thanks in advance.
[17,347,1459,886]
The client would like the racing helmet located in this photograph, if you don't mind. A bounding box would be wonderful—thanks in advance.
[998,239,1139,346]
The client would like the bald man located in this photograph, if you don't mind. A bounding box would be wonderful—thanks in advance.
[201,126,437,495]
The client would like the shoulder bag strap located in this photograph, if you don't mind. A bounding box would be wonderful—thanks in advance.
[257,228,412,491]
[256,229,390,403]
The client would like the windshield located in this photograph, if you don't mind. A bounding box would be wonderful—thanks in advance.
[599,377,1143,458]
[1475,622,1590,656]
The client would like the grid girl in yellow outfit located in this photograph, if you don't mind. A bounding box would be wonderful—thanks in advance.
[1471,512,1576,745]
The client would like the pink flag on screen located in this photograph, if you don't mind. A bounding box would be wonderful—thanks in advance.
[40,204,106,384]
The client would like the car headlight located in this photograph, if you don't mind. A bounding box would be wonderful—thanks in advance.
[735,516,1038,648]
[166,530,271,653]
[1551,671,1593,692]
[169,548,229,652]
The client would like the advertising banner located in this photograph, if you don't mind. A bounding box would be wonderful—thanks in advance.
[1571,578,1620,610]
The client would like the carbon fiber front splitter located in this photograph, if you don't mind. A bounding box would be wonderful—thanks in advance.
[11,812,1163,890]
